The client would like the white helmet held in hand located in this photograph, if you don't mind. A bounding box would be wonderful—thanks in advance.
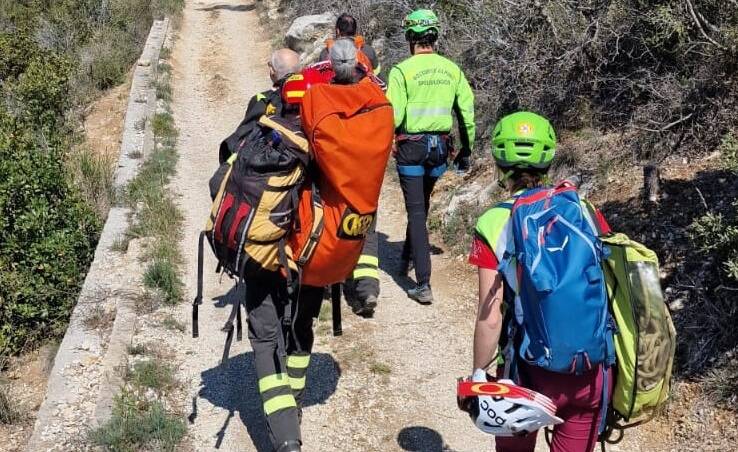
[460,369,563,437]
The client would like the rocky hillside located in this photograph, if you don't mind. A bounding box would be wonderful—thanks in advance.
[264,0,738,446]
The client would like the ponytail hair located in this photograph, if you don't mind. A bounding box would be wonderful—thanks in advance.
[330,38,358,84]
[506,167,549,192]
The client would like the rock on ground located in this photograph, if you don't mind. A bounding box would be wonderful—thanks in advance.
[285,13,336,62]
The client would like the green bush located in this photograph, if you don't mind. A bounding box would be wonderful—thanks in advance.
[690,206,738,282]
[0,38,100,355]
[0,0,184,358]
[85,26,139,90]
[721,133,738,174]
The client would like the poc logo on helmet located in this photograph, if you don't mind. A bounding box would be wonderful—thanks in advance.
[338,209,374,240]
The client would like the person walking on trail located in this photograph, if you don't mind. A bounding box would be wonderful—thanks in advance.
[342,216,379,317]
[318,13,381,75]
[464,112,615,452]
[386,9,475,304]
[245,40,385,452]
[240,73,323,452]
[219,48,301,163]
[318,38,383,318]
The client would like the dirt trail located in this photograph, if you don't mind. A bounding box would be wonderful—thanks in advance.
[163,1,654,451]
[165,1,272,450]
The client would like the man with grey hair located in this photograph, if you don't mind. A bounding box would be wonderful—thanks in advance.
[329,38,360,84]
[219,48,301,163]
[329,38,382,318]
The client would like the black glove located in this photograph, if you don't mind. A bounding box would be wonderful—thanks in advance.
[454,155,471,173]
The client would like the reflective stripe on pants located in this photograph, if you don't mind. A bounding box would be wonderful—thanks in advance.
[245,275,323,448]
[344,224,380,302]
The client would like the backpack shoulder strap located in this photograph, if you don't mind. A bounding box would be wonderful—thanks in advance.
[258,115,309,152]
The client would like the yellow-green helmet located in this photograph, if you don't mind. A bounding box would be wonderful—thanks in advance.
[491,112,557,169]
[404,9,440,34]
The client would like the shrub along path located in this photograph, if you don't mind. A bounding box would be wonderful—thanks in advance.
[162,1,657,450]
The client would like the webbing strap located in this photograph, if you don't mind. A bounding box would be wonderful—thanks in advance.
[429,163,447,178]
[331,283,342,337]
[598,366,610,434]
[192,231,206,338]
[397,164,425,177]
[296,194,324,266]
[397,163,447,178]
[257,115,309,152]
[221,282,243,365]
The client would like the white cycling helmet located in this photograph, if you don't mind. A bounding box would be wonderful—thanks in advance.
[460,369,563,437]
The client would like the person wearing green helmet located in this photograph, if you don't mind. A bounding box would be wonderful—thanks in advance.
[387,8,475,304]
[465,112,615,451]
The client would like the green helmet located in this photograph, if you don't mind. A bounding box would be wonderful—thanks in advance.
[491,112,557,169]
[404,9,440,34]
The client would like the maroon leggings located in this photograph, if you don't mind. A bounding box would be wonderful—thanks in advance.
[496,363,613,452]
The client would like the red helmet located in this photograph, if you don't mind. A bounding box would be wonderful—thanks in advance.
[281,64,332,105]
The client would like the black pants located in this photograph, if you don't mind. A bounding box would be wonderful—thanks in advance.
[343,219,380,303]
[244,273,323,448]
[398,174,438,286]
[396,137,445,286]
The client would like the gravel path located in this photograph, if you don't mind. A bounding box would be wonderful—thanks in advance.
[166,1,273,450]
[160,2,653,451]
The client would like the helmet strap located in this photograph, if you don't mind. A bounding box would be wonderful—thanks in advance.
[497,167,514,190]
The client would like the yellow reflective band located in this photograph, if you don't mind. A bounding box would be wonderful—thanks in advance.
[358,255,379,267]
[263,394,297,415]
[287,354,311,369]
[353,268,379,280]
[373,63,382,75]
[290,376,306,391]
[258,373,290,393]
[286,90,305,98]
[227,152,238,165]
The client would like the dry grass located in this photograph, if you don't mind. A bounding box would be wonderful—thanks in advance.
[82,304,116,333]
[0,386,23,425]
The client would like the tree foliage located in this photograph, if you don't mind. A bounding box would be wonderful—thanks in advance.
[283,0,738,158]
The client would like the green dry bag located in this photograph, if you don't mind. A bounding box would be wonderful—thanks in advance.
[602,233,676,425]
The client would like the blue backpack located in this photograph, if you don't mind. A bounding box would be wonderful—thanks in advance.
[499,181,615,376]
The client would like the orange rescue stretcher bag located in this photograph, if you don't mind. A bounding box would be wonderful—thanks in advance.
[291,77,394,287]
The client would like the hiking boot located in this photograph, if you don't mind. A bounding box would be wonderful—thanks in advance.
[275,440,301,452]
[353,295,378,318]
[407,284,433,305]
[399,258,413,277]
